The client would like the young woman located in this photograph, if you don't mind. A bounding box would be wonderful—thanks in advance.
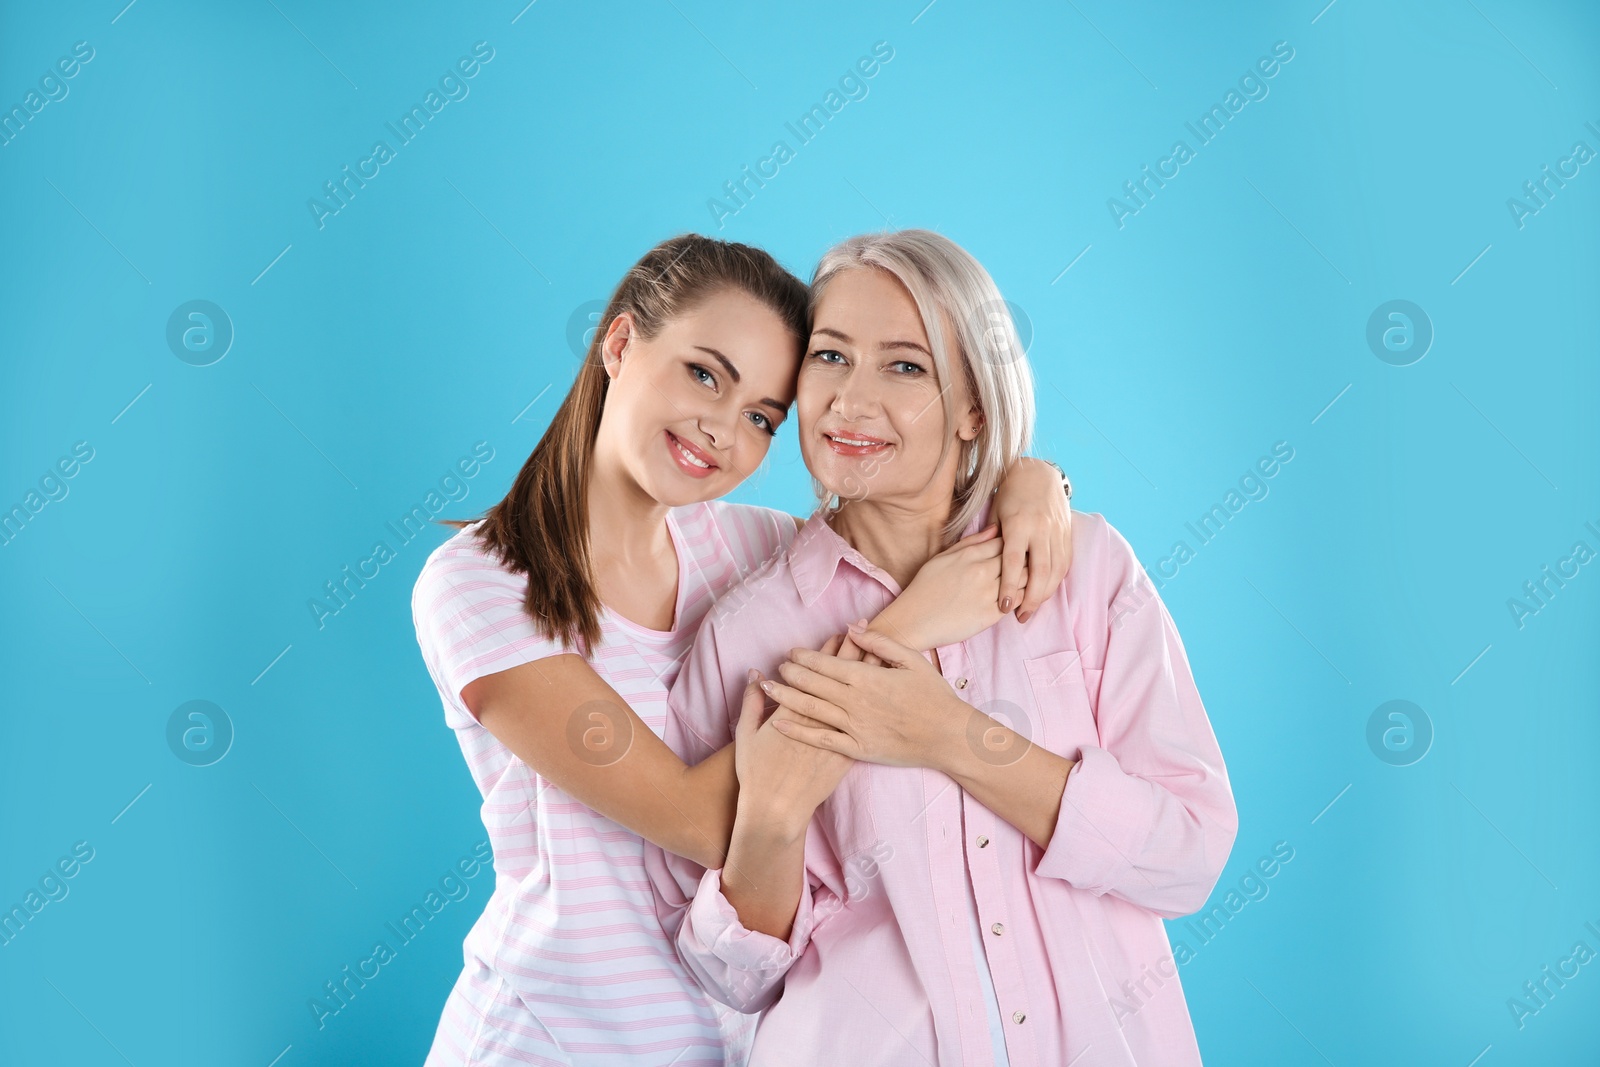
[655,230,1239,1066]
[409,234,1076,1065]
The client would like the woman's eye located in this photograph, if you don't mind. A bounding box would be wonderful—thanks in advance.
[746,411,776,435]
[889,360,926,375]
[809,349,846,365]
[689,363,717,388]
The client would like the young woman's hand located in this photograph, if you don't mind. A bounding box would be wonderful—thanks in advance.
[870,524,1007,653]
[762,626,973,772]
[731,667,856,839]
[992,456,1073,622]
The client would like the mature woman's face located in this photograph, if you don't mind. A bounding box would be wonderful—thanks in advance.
[797,267,981,508]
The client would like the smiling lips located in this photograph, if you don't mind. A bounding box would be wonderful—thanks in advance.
[823,430,892,458]
[665,430,719,478]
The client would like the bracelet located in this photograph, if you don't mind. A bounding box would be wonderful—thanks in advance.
[994,458,1073,502]
[1043,458,1073,501]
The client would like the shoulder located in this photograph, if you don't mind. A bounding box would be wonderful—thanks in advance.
[411,522,525,618]
[697,498,798,548]
[697,530,803,642]
[677,499,798,570]
[415,521,510,584]
[1070,510,1129,564]
[1064,510,1151,606]
[410,522,571,682]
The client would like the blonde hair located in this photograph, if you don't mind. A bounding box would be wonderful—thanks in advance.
[809,229,1035,544]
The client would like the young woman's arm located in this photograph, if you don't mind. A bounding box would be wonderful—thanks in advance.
[990,456,1074,620]
[466,538,1011,871]
[653,647,852,1014]
[464,475,1054,872]
[717,673,849,939]
[468,657,739,870]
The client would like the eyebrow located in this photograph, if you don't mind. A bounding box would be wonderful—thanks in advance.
[697,346,741,383]
[696,345,788,416]
[811,326,932,358]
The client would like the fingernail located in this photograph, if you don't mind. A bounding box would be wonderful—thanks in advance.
[1017,610,1031,623]
[747,668,758,683]
[773,719,790,732]
[1000,597,1013,613]
[848,619,867,633]
[759,680,774,694]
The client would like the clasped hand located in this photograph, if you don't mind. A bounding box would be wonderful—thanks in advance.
[730,640,858,836]
[762,624,969,772]
[732,516,1067,825]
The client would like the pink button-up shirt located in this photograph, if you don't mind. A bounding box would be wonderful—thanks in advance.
[645,503,1238,1067]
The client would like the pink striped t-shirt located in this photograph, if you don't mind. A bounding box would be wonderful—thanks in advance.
[411,499,795,1066]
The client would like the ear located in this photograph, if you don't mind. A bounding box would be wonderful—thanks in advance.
[600,311,634,381]
[958,403,985,442]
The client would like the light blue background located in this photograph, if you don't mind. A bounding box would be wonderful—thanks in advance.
[2,1,1597,1064]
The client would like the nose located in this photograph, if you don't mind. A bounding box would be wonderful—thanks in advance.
[697,408,732,450]
[828,364,876,420]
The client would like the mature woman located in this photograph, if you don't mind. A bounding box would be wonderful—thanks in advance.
[653,230,1238,1066]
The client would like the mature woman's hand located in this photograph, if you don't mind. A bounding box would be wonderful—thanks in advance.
[762,625,972,771]
[992,457,1073,622]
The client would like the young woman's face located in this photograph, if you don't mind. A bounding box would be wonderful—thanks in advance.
[600,287,800,507]
[797,267,981,508]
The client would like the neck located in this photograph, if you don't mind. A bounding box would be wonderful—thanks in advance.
[586,437,673,566]
[829,493,955,590]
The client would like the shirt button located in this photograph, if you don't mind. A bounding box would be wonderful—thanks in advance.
[1012,1011,1027,1024]
[990,923,1005,936]
[954,677,968,689]
[976,835,989,848]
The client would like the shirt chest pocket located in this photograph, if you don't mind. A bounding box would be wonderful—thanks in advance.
[1023,650,1102,758]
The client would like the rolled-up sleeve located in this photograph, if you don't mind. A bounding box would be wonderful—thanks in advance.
[643,613,738,977]
[648,559,859,1011]
[646,607,835,1011]
[1035,527,1238,919]
[674,823,841,1013]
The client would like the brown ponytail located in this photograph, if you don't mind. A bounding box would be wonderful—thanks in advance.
[442,234,810,654]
